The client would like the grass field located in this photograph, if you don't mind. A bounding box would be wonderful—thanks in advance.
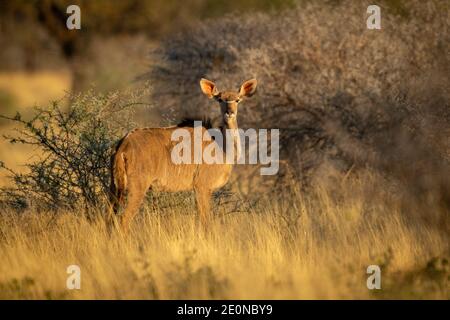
[0,171,447,299]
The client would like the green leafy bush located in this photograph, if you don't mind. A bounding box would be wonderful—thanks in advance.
[0,87,151,210]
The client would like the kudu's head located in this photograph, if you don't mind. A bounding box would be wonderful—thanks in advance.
[200,78,257,128]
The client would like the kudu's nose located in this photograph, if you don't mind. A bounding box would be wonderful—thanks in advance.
[225,111,236,119]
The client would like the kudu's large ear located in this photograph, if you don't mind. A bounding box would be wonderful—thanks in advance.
[239,79,257,98]
[200,78,219,99]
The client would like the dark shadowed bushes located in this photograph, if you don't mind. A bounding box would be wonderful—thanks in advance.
[148,0,450,215]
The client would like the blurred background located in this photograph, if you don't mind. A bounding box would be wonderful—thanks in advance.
[0,0,430,108]
[0,0,294,96]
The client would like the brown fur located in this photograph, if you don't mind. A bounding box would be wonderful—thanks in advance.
[109,78,257,232]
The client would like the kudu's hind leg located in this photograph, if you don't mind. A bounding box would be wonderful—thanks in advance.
[120,182,147,234]
[194,188,212,226]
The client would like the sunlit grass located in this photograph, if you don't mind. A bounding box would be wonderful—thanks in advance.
[0,173,447,299]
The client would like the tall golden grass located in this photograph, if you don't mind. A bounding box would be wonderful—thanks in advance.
[0,170,447,299]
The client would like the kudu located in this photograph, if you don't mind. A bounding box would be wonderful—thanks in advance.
[109,78,257,232]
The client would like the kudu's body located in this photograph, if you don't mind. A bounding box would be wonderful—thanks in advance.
[109,78,257,232]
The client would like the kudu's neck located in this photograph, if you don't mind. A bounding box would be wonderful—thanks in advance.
[220,118,241,164]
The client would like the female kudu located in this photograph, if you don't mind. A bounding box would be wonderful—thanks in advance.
[109,78,257,232]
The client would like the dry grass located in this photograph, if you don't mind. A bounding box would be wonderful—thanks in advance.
[0,171,447,300]
[0,71,71,109]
